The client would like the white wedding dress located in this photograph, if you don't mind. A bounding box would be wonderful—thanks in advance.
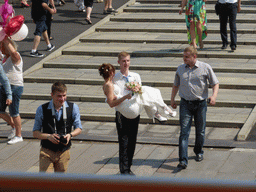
[113,84,176,119]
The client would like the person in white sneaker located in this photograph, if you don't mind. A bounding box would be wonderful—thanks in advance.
[0,37,24,145]
[30,0,57,57]
[33,82,82,172]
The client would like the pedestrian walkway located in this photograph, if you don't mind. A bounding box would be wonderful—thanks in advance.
[2,0,254,145]
[0,0,256,180]
[0,139,256,181]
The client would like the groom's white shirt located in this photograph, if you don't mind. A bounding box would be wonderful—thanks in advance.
[113,71,142,119]
[113,71,142,97]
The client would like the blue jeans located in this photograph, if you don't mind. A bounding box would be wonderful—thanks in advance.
[179,98,207,165]
[0,85,23,117]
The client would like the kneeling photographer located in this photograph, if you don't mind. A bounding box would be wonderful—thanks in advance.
[33,82,82,173]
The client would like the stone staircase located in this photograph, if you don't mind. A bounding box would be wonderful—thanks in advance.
[2,0,256,146]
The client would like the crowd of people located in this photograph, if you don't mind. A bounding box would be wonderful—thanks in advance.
[24,0,118,57]
[0,0,244,174]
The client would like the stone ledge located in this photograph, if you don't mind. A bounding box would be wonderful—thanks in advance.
[237,105,256,140]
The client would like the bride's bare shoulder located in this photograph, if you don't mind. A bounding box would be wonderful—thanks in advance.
[103,81,114,91]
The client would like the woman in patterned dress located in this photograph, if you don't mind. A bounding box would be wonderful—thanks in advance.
[179,0,207,49]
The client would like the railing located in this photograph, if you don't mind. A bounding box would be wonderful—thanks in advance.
[0,172,255,192]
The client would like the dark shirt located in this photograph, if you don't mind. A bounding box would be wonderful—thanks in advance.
[31,0,49,21]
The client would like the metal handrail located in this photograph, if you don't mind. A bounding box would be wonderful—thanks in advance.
[0,172,255,192]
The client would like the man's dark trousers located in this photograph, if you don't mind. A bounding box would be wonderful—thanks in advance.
[116,111,140,173]
[219,3,238,48]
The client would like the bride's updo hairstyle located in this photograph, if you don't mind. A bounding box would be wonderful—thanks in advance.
[99,63,115,80]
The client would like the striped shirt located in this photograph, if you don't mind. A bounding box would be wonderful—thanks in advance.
[174,60,219,101]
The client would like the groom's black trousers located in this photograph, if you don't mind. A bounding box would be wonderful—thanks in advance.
[115,111,140,173]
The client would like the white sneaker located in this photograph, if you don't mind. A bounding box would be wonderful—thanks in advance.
[7,136,23,145]
[8,128,15,139]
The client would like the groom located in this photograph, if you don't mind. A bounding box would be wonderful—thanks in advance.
[113,52,167,175]
[113,52,140,175]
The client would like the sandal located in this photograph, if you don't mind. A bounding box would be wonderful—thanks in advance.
[85,18,92,24]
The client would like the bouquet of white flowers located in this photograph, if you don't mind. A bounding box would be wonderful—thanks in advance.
[125,81,142,95]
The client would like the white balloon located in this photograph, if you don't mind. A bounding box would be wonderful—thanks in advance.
[11,24,28,41]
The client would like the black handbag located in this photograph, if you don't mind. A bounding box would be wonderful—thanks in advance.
[215,1,220,15]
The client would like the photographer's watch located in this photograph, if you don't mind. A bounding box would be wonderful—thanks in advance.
[70,133,73,138]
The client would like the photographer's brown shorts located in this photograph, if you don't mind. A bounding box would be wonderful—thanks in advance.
[39,147,70,173]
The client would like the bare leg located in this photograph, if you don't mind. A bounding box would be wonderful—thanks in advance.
[86,7,92,19]
[0,113,15,128]
[32,35,41,50]
[196,21,203,49]
[108,0,112,9]
[104,0,109,10]
[12,116,22,137]
[190,21,197,48]
[42,30,50,45]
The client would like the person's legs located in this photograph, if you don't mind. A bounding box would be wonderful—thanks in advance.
[229,3,238,49]
[0,113,14,127]
[179,99,193,165]
[189,21,197,48]
[116,111,138,173]
[7,86,23,144]
[219,4,229,47]
[12,116,22,137]
[116,111,129,173]
[127,115,140,169]
[46,12,52,39]
[193,100,207,156]
[42,30,50,46]
[39,148,55,172]
[32,35,41,51]
[196,21,203,48]
[54,150,70,172]
[104,0,109,10]
[86,7,92,19]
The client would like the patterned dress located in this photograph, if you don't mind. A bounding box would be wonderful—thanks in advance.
[185,0,207,45]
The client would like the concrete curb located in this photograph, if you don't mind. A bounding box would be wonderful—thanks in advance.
[24,0,136,76]
[237,105,256,141]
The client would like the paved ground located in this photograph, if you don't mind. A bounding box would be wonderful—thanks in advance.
[0,138,256,181]
[0,0,255,181]
[13,0,129,71]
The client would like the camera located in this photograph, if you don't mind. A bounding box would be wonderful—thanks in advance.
[58,134,67,144]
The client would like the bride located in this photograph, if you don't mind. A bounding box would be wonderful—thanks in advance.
[99,63,176,122]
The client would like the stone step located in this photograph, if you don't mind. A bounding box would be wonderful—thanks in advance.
[24,67,256,90]
[60,42,256,60]
[0,119,241,145]
[96,22,256,34]
[125,3,256,14]
[21,83,256,107]
[110,12,256,23]
[18,99,250,128]
[43,55,256,73]
[136,0,256,5]
[80,31,256,45]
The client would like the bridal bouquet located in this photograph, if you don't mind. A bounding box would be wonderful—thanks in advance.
[125,81,142,94]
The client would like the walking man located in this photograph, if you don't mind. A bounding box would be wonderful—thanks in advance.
[33,82,82,172]
[30,0,56,57]
[218,0,241,51]
[171,46,219,169]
